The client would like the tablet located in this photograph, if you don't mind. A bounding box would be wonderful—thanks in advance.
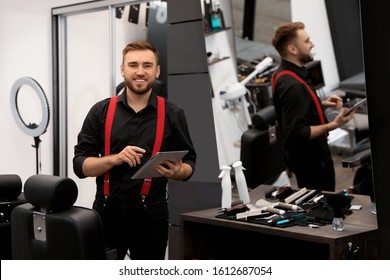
[344,98,367,116]
[131,150,189,179]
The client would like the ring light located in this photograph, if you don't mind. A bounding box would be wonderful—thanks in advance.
[10,77,50,138]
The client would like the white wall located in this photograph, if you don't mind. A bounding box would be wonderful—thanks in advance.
[0,0,85,189]
[291,0,340,94]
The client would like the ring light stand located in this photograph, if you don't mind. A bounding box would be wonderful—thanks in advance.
[10,77,50,174]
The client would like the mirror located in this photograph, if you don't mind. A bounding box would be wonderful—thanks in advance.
[52,0,167,207]
[204,0,291,167]
[207,0,372,199]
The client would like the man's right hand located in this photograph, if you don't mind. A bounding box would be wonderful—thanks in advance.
[82,146,146,177]
[114,146,146,167]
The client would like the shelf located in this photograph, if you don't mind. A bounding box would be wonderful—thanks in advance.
[205,27,231,36]
[208,56,230,65]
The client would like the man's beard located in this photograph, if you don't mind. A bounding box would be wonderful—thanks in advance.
[125,78,155,95]
[298,51,313,65]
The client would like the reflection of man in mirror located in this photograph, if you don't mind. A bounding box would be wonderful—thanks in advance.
[73,40,196,259]
[271,22,355,192]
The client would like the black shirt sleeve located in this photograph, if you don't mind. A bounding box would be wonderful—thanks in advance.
[165,103,196,180]
[73,99,108,178]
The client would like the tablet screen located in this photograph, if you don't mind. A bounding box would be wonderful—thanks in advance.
[344,98,367,116]
[131,150,189,179]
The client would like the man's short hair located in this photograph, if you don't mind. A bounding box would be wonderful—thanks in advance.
[272,22,305,57]
[122,40,159,64]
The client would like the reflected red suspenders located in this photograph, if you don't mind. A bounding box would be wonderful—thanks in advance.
[272,70,327,136]
[103,95,165,201]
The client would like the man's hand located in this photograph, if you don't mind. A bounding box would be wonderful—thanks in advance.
[310,107,355,140]
[82,145,146,177]
[322,95,343,109]
[154,160,192,181]
[332,108,356,128]
[115,146,146,167]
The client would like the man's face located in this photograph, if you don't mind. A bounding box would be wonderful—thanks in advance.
[293,29,315,64]
[120,49,160,95]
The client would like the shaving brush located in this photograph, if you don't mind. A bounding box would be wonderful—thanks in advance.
[327,193,352,231]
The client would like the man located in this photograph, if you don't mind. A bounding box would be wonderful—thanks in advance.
[271,22,355,192]
[73,40,196,259]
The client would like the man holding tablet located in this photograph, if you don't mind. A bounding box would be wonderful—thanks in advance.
[271,22,356,192]
[73,40,196,260]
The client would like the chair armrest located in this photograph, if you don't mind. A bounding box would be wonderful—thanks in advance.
[342,148,371,168]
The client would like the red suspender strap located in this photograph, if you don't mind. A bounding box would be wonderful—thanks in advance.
[103,95,119,199]
[140,96,165,201]
[272,70,326,127]
[103,95,165,200]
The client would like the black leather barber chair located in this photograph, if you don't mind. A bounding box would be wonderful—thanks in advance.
[11,174,110,260]
[329,72,370,154]
[342,144,375,213]
[240,105,287,189]
[0,174,26,260]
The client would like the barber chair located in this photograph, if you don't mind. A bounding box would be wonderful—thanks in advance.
[0,174,26,259]
[342,144,375,213]
[240,105,287,189]
[11,174,110,260]
[328,72,369,154]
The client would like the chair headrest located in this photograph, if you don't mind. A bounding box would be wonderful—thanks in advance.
[24,174,78,212]
[251,106,276,130]
[0,174,22,201]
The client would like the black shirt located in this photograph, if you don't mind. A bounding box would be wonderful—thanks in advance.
[73,91,196,205]
[273,59,330,162]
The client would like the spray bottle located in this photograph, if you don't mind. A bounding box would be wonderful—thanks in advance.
[218,165,232,209]
[232,160,250,204]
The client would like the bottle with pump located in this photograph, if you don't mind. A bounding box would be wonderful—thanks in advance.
[210,0,222,30]
[232,160,250,204]
[218,165,232,209]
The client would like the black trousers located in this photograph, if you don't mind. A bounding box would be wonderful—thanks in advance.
[287,156,336,192]
[96,198,169,260]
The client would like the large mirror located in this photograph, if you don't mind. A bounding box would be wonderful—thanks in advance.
[204,0,290,168]
[206,0,371,201]
[52,0,167,207]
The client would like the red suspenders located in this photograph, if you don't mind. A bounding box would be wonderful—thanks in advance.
[272,70,327,136]
[140,96,165,202]
[103,95,165,201]
[103,96,118,198]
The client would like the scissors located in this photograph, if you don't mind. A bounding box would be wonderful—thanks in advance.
[302,194,324,206]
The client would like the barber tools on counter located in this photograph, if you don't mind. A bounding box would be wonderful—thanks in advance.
[216,183,356,231]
